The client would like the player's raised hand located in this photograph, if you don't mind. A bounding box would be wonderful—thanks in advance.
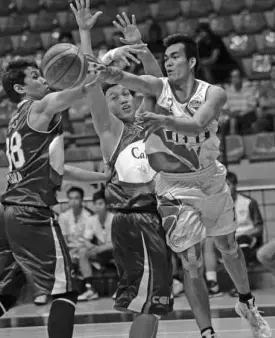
[113,12,142,45]
[112,44,147,66]
[70,0,102,31]
[137,111,166,141]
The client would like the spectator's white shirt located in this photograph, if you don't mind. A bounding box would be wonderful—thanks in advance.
[84,212,114,244]
[59,207,95,246]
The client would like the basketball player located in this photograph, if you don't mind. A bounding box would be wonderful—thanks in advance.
[71,2,172,338]
[0,58,107,338]
[93,34,271,338]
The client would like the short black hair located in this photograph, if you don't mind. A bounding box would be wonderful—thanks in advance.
[101,83,117,95]
[93,189,106,202]
[226,171,238,185]
[163,33,199,70]
[67,186,84,200]
[2,58,38,103]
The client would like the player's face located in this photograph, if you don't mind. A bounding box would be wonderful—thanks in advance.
[19,67,50,100]
[68,191,83,210]
[94,199,107,215]
[164,43,191,83]
[105,85,136,123]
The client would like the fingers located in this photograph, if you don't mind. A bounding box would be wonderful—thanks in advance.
[116,14,126,27]
[70,3,77,15]
[121,56,130,67]
[122,12,131,25]
[93,11,103,21]
[85,0,90,8]
[80,0,85,9]
[75,0,81,10]
[124,52,140,64]
[132,14,136,26]
[113,20,123,32]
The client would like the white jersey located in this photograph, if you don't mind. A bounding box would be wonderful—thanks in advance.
[145,78,221,174]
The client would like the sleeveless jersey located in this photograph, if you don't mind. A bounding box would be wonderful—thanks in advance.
[1,100,64,207]
[105,123,157,212]
[145,78,221,174]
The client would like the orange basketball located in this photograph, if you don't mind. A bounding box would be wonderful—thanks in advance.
[41,43,89,91]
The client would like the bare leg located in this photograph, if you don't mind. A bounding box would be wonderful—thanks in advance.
[179,243,213,332]
[214,233,250,294]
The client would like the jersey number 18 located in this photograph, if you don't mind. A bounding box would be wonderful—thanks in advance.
[6,131,25,171]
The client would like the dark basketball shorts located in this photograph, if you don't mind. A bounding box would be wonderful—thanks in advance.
[0,204,77,299]
[111,211,173,316]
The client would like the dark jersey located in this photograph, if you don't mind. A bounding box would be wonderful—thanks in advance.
[1,100,64,207]
[105,124,157,212]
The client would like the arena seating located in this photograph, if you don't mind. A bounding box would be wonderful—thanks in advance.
[0,0,275,166]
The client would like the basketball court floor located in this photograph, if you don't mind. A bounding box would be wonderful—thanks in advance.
[1,318,275,338]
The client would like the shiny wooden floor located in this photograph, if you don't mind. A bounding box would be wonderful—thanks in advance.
[0,317,274,338]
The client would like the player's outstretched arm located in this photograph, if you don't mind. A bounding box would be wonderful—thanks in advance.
[97,65,163,97]
[140,86,227,137]
[64,164,110,182]
[70,0,102,56]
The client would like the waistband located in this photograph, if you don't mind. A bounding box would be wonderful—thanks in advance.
[156,160,222,183]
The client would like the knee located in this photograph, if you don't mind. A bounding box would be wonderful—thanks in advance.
[179,244,203,279]
[214,233,239,259]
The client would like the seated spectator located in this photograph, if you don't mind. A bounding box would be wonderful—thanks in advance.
[223,69,257,135]
[77,189,114,301]
[59,186,94,262]
[204,171,264,297]
[257,240,275,275]
[196,23,238,84]
[257,62,275,132]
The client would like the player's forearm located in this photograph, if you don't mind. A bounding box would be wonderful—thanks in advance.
[37,84,89,117]
[64,165,109,182]
[163,115,204,136]
[102,67,156,95]
[79,29,94,56]
[139,47,163,78]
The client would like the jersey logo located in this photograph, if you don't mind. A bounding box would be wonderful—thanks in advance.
[188,99,202,109]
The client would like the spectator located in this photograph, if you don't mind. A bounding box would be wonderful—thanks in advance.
[196,22,238,84]
[223,69,257,135]
[59,186,94,260]
[204,172,264,297]
[257,240,275,275]
[77,189,114,301]
[257,62,275,132]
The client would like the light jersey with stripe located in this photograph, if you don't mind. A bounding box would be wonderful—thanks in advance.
[1,100,64,207]
[105,123,157,212]
[145,78,221,174]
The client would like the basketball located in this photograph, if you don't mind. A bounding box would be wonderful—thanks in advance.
[41,43,89,91]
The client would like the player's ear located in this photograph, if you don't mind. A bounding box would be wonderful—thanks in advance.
[189,57,197,70]
[13,84,25,95]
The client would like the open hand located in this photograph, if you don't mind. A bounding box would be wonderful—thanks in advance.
[112,44,147,66]
[70,0,102,31]
[113,12,142,45]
